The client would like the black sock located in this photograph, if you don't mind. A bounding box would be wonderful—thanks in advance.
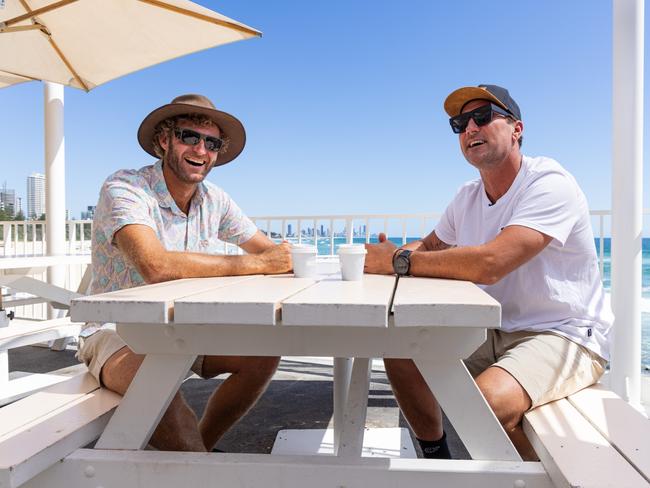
[417,432,451,459]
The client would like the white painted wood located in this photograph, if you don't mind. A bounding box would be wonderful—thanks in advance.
[71,275,257,324]
[24,449,553,488]
[272,427,416,458]
[335,358,371,457]
[414,358,520,461]
[0,317,81,350]
[393,277,501,328]
[0,349,7,389]
[174,275,317,325]
[524,398,649,488]
[0,388,120,488]
[0,372,99,439]
[332,357,352,451]
[567,383,650,480]
[0,255,90,271]
[0,276,82,308]
[117,323,486,361]
[1,371,81,408]
[281,274,396,327]
[96,354,195,450]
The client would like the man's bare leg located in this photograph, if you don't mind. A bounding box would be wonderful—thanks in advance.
[198,355,280,450]
[101,346,207,451]
[384,359,538,460]
[383,358,444,441]
[475,366,537,460]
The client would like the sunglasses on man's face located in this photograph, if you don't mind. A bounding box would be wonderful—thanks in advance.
[449,103,513,134]
[173,128,223,152]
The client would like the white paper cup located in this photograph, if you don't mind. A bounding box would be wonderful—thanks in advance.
[337,244,367,281]
[291,245,318,278]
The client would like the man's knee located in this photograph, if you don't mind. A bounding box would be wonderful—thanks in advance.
[100,346,144,394]
[475,367,531,430]
[203,355,280,380]
[248,356,280,377]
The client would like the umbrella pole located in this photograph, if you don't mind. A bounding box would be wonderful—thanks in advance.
[44,82,66,320]
[611,0,644,407]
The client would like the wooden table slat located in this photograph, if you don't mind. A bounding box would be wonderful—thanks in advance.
[281,274,396,327]
[70,275,258,324]
[393,277,500,328]
[174,275,319,325]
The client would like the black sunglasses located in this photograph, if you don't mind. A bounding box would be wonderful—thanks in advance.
[173,128,223,152]
[449,103,513,134]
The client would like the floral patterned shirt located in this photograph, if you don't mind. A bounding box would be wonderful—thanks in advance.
[88,159,257,303]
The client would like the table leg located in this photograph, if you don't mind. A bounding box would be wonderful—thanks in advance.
[414,357,521,461]
[334,358,371,457]
[332,357,352,450]
[95,353,196,450]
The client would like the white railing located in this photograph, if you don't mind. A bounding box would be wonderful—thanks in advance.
[0,220,93,257]
[0,211,646,270]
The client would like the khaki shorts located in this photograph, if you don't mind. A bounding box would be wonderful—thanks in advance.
[463,329,607,409]
[77,329,205,384]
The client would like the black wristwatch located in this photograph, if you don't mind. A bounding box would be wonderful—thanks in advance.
[392,249,412,276]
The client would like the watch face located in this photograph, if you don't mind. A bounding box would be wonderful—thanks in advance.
[394,255,410,275]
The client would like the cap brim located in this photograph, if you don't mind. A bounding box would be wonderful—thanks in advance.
[137,103,246,166]
[444,86,510,117]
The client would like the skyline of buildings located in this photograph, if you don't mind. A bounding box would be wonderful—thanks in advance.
[0,184,16,217]
[0,176,94,221]
[26,173,45,219]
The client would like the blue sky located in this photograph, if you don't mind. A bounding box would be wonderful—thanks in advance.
[0,0,647,227]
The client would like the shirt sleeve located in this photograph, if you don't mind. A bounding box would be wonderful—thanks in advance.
[96,172,157,246]
[217,192,258,245]
[506,171,580,246]
[434,198,458,246]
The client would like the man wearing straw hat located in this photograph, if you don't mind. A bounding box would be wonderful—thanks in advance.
[364,84,612,460]
[77,94,292,452]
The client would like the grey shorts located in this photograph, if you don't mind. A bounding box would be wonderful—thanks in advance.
[77,328,205,384]
[463,329,607,409]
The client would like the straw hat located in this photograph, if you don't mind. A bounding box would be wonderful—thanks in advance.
[137,94,246,166]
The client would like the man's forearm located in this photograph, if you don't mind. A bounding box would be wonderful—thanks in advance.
[409,246,500,285]
[139,249,282,283]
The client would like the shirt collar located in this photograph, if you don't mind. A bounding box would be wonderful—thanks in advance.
[151,159,208,211]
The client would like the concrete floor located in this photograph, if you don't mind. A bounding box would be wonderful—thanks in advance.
[8,345,470,459]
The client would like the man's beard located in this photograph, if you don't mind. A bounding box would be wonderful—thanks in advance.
[164,139,214,184]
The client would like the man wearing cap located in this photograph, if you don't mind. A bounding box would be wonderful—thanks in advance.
[77,94,292,452]
[364,85,612,460]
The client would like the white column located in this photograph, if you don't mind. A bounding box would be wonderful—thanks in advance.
[44,82,66,319]
[611,0,644,405]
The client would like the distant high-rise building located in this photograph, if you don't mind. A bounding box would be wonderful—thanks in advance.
[287,224,293,237]
[320,224,325,237]
[27,173,45,219]
[16,197,22,217]
[81,205,96,220]
[0,184,16,217]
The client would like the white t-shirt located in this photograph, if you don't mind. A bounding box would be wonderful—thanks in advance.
[435,155,613,360]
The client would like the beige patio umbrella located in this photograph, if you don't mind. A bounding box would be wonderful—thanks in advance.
[0,70,34,88]
[0,0,260,90]
[0,0,261,315]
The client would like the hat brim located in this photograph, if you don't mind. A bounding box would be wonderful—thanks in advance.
[444,86,510,117]
[137,103,246,166]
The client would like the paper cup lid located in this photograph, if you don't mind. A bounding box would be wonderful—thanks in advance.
[291,245,318,254]
[337,244,367,255]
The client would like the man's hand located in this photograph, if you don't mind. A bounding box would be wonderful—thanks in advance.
[364,233,397,275]
[258,242,293,274]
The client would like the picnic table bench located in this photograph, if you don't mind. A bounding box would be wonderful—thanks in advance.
[0,370,120,488]
[524,382,650,487]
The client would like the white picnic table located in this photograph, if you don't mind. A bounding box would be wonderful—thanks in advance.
[69,261,518,460]
[51,262,557,488]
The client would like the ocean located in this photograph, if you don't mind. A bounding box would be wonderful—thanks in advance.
[289,236,650,370]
